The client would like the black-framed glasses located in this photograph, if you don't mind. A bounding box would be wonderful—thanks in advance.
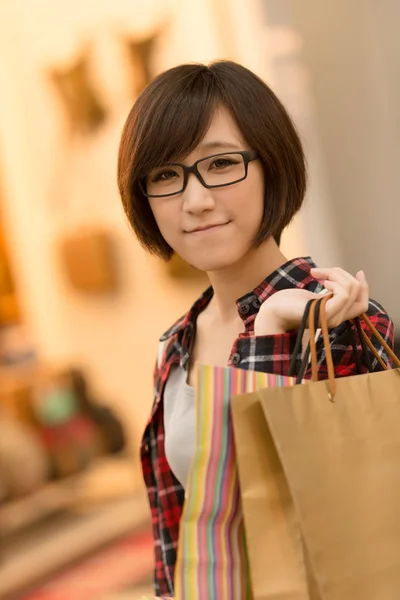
[141,150,260,198]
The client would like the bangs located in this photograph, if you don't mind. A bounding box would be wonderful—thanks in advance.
[132,66,222,178]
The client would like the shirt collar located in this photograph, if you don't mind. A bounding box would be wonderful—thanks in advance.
[160,256,317,341]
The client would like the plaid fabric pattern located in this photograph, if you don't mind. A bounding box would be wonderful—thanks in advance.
[141,257,394,596]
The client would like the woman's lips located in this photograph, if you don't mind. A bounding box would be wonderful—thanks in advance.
[186,222,230,234]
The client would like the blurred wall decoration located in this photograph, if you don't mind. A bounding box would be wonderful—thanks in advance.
[49,51,108,136]
[0,219,20,326]
[0,177,20,326]
[59,228,119,294]
[165,254,208,281]
[126,33,160,96]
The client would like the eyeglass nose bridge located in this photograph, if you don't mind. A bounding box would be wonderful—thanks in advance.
[180,162,208,193]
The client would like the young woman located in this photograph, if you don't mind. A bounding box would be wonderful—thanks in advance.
[117,61,394,597]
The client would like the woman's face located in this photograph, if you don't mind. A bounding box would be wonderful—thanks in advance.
[148,106,265,272]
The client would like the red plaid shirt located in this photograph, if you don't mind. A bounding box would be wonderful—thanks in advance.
[141,256,394,596]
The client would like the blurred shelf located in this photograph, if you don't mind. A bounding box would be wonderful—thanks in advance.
[0,361,39,393]
[0,454,141,536]
[0,475,82,536]
[0,491,150,599]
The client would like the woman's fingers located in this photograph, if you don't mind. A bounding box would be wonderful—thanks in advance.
[311,267,369,325]
[355,270,369,311]
[355,270,365,282]
[323,282,354,326]
[312,267,360,314]
[311,267,360,298]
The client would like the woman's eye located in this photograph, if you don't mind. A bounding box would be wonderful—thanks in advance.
[152,169,178,182]
[210,158,236,169]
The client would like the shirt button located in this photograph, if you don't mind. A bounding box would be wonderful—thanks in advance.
[239,304,250,315]
[231,352,241,366]
[252,299,260,309]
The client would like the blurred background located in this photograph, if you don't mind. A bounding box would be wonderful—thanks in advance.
[0,0,398,598]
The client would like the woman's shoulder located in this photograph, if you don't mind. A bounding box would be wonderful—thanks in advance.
[159,313,187,342]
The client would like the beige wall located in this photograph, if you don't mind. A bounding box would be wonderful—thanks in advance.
[285,0,400,326]
[220,0,341,267]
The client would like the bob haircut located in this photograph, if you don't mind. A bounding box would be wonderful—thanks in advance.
[117,60,306,260]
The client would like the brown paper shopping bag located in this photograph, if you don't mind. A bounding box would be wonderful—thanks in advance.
[230,383,317,600]
[232,295,400,600]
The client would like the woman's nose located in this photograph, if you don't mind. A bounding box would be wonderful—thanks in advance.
[181,175,216,214]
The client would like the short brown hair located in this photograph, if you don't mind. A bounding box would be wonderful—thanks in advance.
[117,60,306,260]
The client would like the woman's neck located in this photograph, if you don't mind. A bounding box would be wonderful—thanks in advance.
[206,238,288,322]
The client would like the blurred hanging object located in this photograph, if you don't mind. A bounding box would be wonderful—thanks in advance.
[59,228,119,294]
[49,51,107,135]
[126,34,159,96]
[166,254,206,281]
[0,205,20,325]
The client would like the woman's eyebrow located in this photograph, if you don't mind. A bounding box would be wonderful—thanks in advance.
[197,141,242,151]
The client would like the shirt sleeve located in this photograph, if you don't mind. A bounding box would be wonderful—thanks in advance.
[320,306,394,379]
[232,301,395,379]
[232,330,299,375]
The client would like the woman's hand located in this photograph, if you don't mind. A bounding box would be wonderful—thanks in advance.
[254,268,369,336]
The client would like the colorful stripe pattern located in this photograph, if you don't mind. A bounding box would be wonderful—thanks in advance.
[174,365,296,600]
